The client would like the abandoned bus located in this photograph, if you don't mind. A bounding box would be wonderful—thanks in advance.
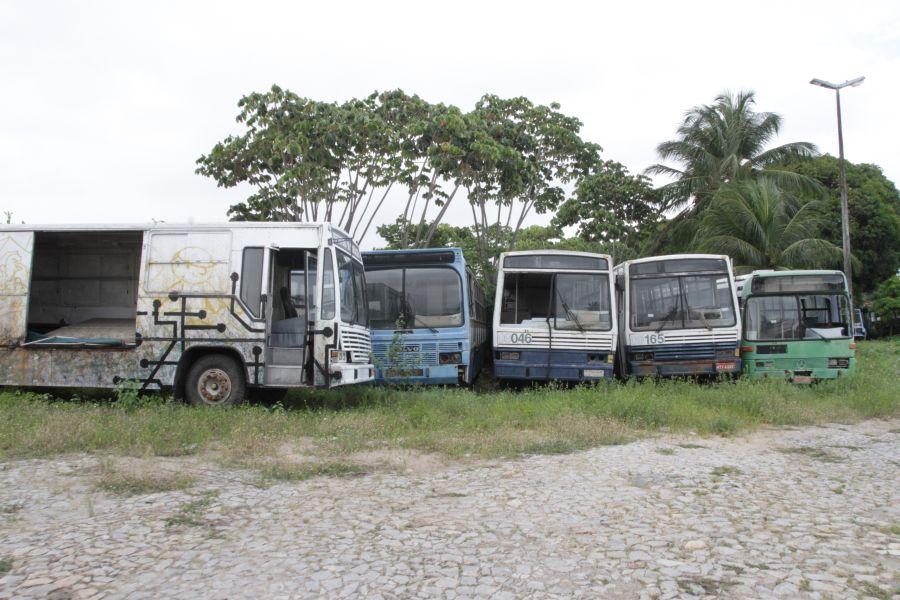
[0,222,374,406]
[740,270,856,382]
[363,248,488,384]
[493,250,617,382]
[615,255,741,378]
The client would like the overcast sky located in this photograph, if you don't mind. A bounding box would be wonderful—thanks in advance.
[1,0,897,248]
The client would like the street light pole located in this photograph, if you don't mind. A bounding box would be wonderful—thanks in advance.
[810,76,864,301]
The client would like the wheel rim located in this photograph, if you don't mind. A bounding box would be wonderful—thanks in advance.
[196,368,232,405]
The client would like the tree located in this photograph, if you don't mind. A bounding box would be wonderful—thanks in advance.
[553,160,662,256]
[647,90,818,211]
[196,86,404,236]
[463,95,598,274]
[694,178,843,272]
[781,155,900,294]
[646,91,819,252]
[871,275,900,336]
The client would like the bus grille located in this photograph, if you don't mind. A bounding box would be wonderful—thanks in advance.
[519,331,615,351]
[371,341,442,366]
[340,328,372,363]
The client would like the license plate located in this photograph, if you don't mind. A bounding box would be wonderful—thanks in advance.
[583,369,607,377]
[385,368,423,378]
[793,375,813,384]
[715,361,736,372]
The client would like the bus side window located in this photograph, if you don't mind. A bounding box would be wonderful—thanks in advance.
[467,270,475,318]
[240,247,264,318]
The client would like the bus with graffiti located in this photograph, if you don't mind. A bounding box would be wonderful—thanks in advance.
[363,248,489,385]
[0,222,374,406]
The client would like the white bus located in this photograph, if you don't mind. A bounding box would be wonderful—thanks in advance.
[614,254,741,378]
[0,222,374,405]
[493,250,617,381]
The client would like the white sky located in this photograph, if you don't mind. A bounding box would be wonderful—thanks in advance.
[1,0,897,249]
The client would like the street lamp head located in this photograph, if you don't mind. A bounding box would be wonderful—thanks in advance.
[810,78,839,89]
[810,76,865,90]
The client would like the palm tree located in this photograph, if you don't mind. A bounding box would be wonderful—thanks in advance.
[695,178,843,272]
[647,90,819,210]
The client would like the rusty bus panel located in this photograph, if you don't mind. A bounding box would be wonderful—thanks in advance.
[0,223,375,403]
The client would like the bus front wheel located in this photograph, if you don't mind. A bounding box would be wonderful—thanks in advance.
[185,354,246,407]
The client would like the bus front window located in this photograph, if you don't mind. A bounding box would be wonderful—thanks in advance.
[745,296,802,341]
[631,274,735,331]
[554,274,612,331]
[366,267,463,330]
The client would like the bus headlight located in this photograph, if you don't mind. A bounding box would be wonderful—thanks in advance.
[497,351,520,361]
[439,352,462,365]
[330,350,349,363]
[632,352,654,361]
[828,358,850,368]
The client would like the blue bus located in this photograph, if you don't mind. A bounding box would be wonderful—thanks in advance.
[614,254,742,378]
[492,250,618,382]
[362,248,489,385]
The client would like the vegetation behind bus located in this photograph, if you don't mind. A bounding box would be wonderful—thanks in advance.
[2,339,896,462]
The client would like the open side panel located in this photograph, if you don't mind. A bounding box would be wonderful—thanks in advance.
[25,231,142,347]
[0,231,34,345]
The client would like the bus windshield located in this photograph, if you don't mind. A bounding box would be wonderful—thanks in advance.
[366,267,463,330]
[745,294,850,341]
[631,274,735,331]
[554,273,612,331]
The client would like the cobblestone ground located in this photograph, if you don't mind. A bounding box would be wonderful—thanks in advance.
[1,419,898,599]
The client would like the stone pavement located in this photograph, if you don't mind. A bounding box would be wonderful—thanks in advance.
[1,419,898,599]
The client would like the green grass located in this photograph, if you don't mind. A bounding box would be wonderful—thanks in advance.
[0,338,897,461]
[258,461,367,483]
[164,491,217,528]
[94,461,196,496]
[777,446,846,463]
[711,465,743,477]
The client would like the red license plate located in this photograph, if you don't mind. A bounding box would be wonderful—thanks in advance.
[793,375,813,384]
[715,361,735,372]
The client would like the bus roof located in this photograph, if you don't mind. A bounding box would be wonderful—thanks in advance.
[362,247,463,256]
[0,221,345,234]
[741,269,848,298]
[615,253,730,269]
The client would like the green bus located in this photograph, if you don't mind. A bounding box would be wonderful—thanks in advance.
[740,270,856,382]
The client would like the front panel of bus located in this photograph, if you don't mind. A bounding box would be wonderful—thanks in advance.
[316,231,375,387]
[621,257,741,377]
[741,272,856,382]
[493,253,616,381]
[363,250,471,385]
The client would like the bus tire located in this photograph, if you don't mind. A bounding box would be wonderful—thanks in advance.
[185,354,246,407]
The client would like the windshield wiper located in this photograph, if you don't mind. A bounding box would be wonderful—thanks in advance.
[683,298,712,330]
[405,313,439,334]
[656,305,678,333]
[555,287,585,332]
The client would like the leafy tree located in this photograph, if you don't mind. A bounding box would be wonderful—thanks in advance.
[870,275,900,336]
[553,160,662,256]
[461,95,599,274]
[781,155,900,294]
[647,91,819,252]
[197,86,403,238]
[647,90,818,210]
[694,179,843,272]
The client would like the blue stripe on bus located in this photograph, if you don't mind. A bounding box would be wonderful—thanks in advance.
[494,347,614,381]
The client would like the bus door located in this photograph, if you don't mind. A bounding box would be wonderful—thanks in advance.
[264,247,314,386]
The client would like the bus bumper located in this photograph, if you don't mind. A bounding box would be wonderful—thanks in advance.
[628,359,742,378]
[742,359,856,382]
[493,348,614,381]
[373,364,462,385]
